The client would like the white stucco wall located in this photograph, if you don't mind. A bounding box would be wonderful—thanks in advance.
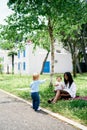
[0,49,12,73]
[14,45,30,75]
[27,44,50,75]
[54,53,72,73]
[14,43,73,75]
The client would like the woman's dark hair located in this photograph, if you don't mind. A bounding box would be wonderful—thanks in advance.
[64,72,73,87]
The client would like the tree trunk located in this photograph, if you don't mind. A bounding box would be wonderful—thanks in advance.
[81,24,87,71]
[76,58,82,73]
[48,18,55,86]
[68,42,77,77]
[12,55,14,74]
[72,43,77,77]
[81,41,87,72]
[40,51,49,74]
[73,56,77,77]
[7,64,9,74]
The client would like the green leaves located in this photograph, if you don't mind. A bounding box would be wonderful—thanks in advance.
[8,51,17,56]
[0,41,14,50]
[7,0,87,42]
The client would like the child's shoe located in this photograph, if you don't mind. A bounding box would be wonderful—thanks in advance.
[37,107,41,111]
[48,98,54,104]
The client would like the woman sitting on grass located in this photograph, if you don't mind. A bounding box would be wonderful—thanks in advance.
[49,72,76,103]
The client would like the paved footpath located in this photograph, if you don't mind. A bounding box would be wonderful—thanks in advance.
[0,90,79,130]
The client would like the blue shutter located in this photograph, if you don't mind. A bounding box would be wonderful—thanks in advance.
[18,50,20,58]
[23,62,26,70]
[18,62,20,70]
[43,61,50,73]
[23,50,26,57]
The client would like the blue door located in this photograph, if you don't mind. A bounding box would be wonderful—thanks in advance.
[43,61,50,73]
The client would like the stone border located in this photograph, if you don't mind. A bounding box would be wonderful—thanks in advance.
[0,89,87,130]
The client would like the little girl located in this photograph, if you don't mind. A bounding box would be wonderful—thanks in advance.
[54,75,64,92]
[30,73,46,111]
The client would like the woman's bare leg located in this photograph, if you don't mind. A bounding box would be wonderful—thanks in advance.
[52,90,71,103]
[52,90,61,103]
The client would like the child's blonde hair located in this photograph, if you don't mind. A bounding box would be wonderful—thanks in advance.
[56,75,62,80]
[33,73,39,80]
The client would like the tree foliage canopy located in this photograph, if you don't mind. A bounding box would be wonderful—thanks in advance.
[0,0,87,77]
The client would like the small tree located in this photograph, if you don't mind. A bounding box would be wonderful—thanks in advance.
[8,51,17,74]
[0,57,3,74]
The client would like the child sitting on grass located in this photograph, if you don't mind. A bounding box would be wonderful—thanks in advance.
[48,75,64,103]
[54,75,64,93]
[30,73,46,111]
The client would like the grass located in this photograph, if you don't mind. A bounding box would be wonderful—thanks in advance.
[0,73,87,126]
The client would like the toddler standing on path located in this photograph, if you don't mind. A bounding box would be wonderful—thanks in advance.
[30,73,46,111]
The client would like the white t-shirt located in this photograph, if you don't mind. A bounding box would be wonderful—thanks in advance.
[63,82,76,98]
[54,81,64,91]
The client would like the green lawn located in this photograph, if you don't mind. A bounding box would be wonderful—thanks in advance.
[0,73,87,126]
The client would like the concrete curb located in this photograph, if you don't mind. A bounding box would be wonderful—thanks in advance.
[0,89,87,130]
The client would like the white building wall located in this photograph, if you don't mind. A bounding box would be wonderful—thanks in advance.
[27,44,50,75]
[14,45,30,75]
[0,49,12,73]
[54,53,72,73]
[14,43,73,75]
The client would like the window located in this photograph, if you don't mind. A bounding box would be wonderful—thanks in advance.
[23,50,26,57]
[18,62,20,70]
[18,50,20,58]
[56,50,61,53]
[23,62,26,70]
